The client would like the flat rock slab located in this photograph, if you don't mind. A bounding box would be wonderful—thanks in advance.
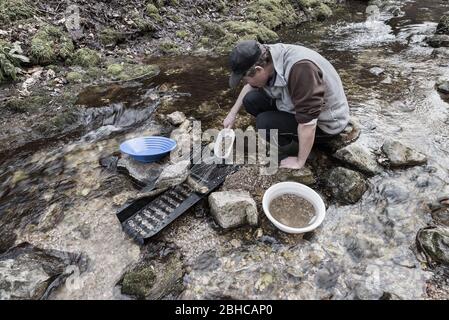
[326,167,368,204]
[381,140,427,167]
[334,141,383,176]
[117,156,163,186]
[209,190,258,229]
[0,243,87,300]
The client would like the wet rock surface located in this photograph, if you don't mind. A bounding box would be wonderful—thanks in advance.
[119,242,184,300]
[0,243,87,300]
[209,191,258,229]
[417,227,449,266]
[333,141,383,176]
[117,156,164,187]
[326,167,368,204]
[381,140,427,168]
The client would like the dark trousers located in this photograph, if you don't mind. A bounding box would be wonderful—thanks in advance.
[243,89,335,146]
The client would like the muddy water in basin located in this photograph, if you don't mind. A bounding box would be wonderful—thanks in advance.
[1,0,449,299]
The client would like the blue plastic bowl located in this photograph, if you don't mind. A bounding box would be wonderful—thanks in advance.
[119,136,177,163]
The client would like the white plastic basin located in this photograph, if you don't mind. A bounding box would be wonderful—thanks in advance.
[262,182,326,234]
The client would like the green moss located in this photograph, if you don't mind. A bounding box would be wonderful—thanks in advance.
[99,28,125,47]
[146,3,159,15]
[106,63,159,81]
[133,15,156,33]
[51,110,78,130]
[0,40,29,83]
[201,19,279,53]
[30,25,74,64]
[121,266,156,299]
[316,3,333,21]
[199,37,210,46]
[4,95,50,113]
[66,71,83,83]
[159,41,180,54]
[175,30,189,40]
[72,48,101,67]
[146,3,162,22]
[0,0,34,24]
[297,0,319,9]
[106,63,124,77]
[246,0,298,30]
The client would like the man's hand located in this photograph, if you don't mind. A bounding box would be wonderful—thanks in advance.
[223,112,236,128]
[280,157,305,169]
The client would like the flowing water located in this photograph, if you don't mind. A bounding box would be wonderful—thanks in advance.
[1,0,449,299]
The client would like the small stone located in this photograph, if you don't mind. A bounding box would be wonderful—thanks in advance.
[208,190,258,229]
[327,167,368,204]
[334,142,383,175]
[381,139,427,167]
[230,239,241,248]
[80,188,90,196]
[166,111,186,126]
[369,67,385,76]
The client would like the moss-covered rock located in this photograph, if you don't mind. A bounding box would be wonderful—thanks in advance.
[99,28,125,47]
[30,25,74,64]
[120,250,184,300]
[316,3,333,21]
[222,21,279,51]
[0,40,29,83]
[436,15,449,35]
[106,63,124,77]
[298,0,334,21]
[66,71,83,83]
[417,227,449,266]
[146,3,162,22]
[106,63,159,81]
[0,0,34,24]
[121,266,156,299]
[159,41,180,54]
[176,30,189,40]
[72,48,101,68]
[4,95,50,113]
[246,0,298,30]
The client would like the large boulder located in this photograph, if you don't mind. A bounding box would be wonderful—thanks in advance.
[154,160,190,189]
[0,243,87,300]
[326,167,368,204]
[417,227,449,266]
[381,140,427,167]
[208,190,258,229]
[333,142,383,176]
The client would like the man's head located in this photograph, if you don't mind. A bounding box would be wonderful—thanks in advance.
[229,40,273,89]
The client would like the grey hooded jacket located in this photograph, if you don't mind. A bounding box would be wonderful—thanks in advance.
[263,43,350,135]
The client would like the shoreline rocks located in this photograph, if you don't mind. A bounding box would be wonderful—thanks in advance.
[333,142,383,176]
[326,167,368,204]
[381,140,427,167]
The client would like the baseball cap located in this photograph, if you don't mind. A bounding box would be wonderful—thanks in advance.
[229,40,262,88]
